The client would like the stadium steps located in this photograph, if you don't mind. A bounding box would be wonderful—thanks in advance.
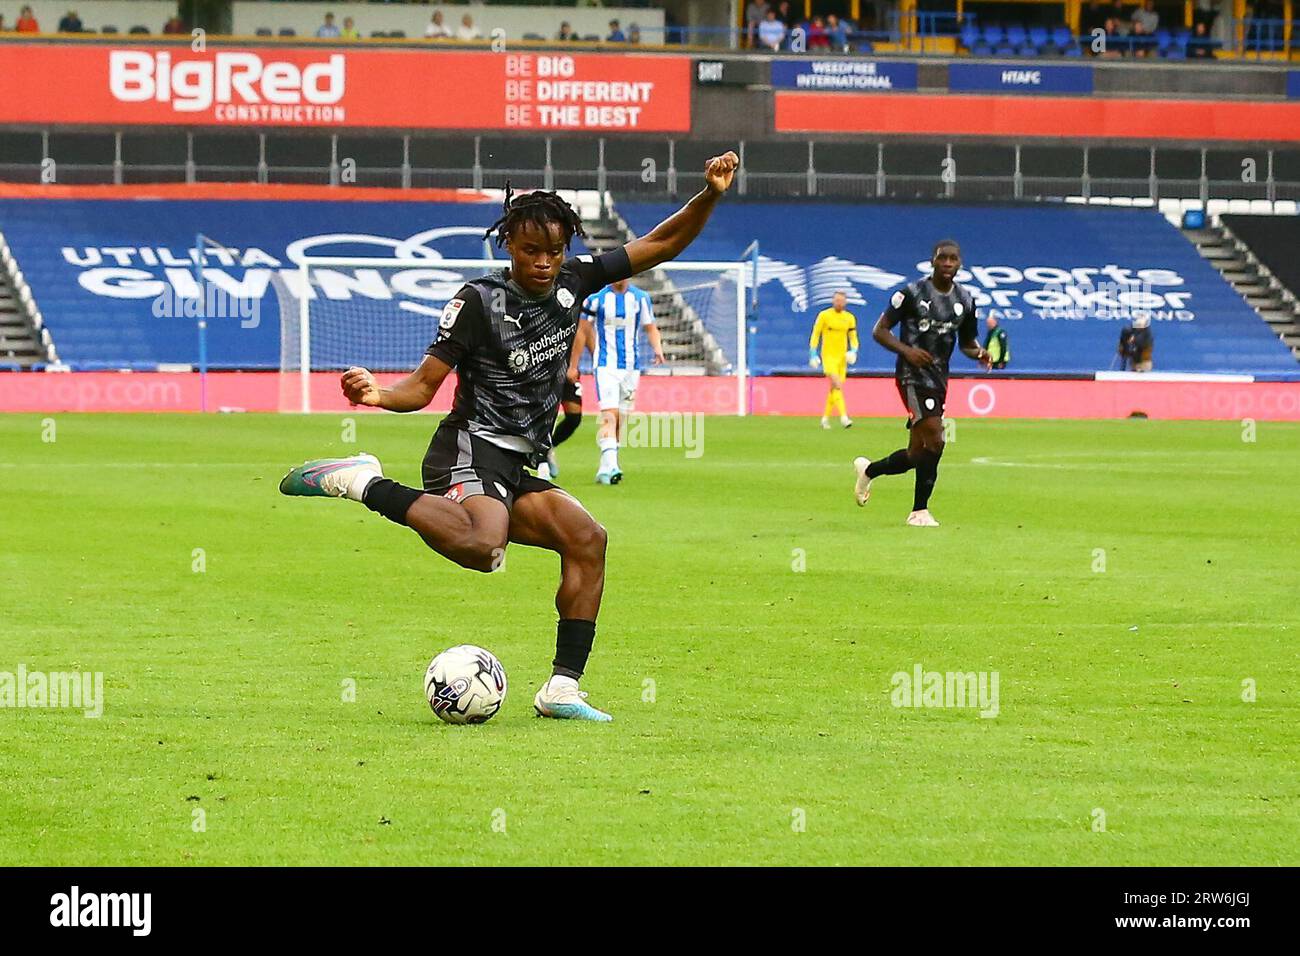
[0,232,56,369]
[1187,225,1300,361]
[581,203,726,373]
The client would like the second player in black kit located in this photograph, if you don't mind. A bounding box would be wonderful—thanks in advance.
[853,239,990,526]
[888,272,979,422]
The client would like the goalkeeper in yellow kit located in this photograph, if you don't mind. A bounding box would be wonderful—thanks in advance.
[809,289,858,429]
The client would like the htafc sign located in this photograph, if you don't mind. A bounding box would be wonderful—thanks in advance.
[0,45,691,131]
[947,63,1094,94]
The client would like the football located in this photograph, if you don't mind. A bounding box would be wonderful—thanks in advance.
[423,645,507,725]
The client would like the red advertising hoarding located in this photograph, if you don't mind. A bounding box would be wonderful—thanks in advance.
[775,91,1300,142]
[0,44,690,132]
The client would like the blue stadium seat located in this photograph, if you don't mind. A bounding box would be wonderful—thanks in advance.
[1051,26,1073,51]
[1155,27,1172,53]
[1018,45,1039,57]
[960,24,979,49]
[972,42,992,56]
[982,25,1004,46]
[1028,26,1049,49]
[994,44,1016,57]
[1006,25,1027,47]
[1062,45,1083,57]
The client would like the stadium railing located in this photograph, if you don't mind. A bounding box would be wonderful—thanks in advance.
[4,134,1297,206]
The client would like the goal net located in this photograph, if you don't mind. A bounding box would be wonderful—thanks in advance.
[274,258,750,414]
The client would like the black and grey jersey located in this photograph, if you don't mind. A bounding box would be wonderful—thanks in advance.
[427,247,633,462]
[881,277,979,393]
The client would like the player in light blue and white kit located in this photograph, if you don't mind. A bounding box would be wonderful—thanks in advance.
[579,278,664,484]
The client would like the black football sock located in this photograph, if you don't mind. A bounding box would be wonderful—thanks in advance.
[552,618,596,679]
[866,449,914,478]
[361,478,423,526]
[913,455,940,512]
[552,409,583,446]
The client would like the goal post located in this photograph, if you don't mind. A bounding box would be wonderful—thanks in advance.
[274,257,752,415]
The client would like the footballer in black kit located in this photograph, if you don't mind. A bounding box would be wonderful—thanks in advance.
[852,239,990,527]
[421,246,627,506]
[279,152,740,722]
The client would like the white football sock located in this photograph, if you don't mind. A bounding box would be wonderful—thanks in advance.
[346,469,381,502]
[548,674,579,694]
[598,435,618,472]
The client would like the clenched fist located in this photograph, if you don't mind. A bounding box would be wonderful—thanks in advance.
[705,151,740,195]
[341,366,383,407]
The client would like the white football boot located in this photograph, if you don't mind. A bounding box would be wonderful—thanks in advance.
[853,457,872,506]
[906,509,940,527]
[534,675,613,722]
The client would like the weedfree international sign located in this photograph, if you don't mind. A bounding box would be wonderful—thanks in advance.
[770,58,918,92]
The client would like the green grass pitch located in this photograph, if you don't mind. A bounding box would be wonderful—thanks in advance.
[1,411,1296,866]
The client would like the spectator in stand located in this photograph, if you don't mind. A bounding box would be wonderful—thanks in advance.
[425,11,452,40]
[745,0,769,48]
[556,21,578,41]
[1189,19,1215,56]
[757,8,786,50]
[1098,17,1123,56]
[57,9,83,32]
[1129,19,1154,56]
[1132,0,1159,34]
[607,19,626,42]
[340,16,358,40]
[161,12,185,35]
[826,13,850,51]
[457,14,481,41]
[1107,0,1131,34]
[15,5,39,32]
[628,23,641,44]
[807,15,829,49]
[0,14,8,31]
[316,12,340,39]
[776,1,797,30]
[1081,0,1106,36]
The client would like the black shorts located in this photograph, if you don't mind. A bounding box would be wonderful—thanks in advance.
[896,380,946,421]
[561,377,583,407]
[421,425,556,509]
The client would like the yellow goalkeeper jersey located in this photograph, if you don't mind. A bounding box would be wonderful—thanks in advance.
[810,307,859,357]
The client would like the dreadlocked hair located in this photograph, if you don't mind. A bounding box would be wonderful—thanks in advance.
[484,181,587,249]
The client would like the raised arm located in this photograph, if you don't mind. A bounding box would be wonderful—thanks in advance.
[341,355,452,412]
[623,151,739,274]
